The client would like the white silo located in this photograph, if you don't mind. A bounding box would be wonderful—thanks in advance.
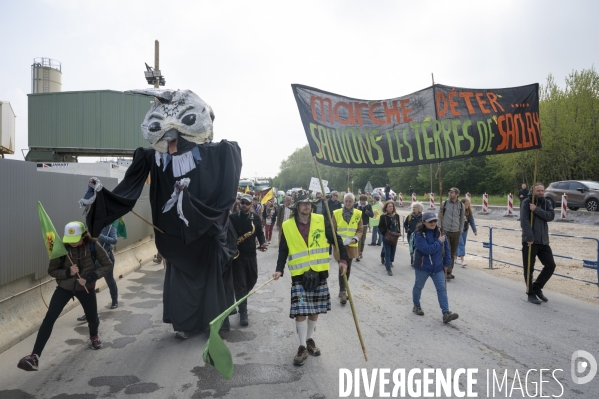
[31,58,62,93]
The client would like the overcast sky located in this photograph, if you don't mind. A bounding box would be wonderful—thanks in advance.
[1,0,597,179]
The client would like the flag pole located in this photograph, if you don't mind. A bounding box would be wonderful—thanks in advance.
[437,162,447,285]
[526,149,539,295]
[66,254,89,294]
[313,156,368,361]
[130,210,164,234]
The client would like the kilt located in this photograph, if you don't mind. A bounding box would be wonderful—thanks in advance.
[289,279,331,318]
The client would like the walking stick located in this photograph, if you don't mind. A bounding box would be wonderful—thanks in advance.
[437,162,447,285]
[526,149,539,294]
[313,157,368,361]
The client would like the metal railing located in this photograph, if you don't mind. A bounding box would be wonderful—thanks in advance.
[467,225,599,285]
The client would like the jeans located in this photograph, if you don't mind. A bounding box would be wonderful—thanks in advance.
[446,231,461,273]
[33,287,99,356]
[104,252,118,302]
[264,223,274,241]
[457,230,469,257]
[371,226,383,245]
[413,267,449,314]
[521,243,556,294]
[382,241,396,271]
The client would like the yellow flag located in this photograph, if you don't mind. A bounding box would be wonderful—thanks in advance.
[245,185,250,194]
[261,188,274,204]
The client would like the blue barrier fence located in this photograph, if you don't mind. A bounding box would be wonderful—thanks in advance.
[467,225,599,285]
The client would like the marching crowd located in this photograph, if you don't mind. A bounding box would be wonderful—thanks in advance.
[18,182,557,371]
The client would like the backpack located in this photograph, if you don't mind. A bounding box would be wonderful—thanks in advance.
[442,200,464,217]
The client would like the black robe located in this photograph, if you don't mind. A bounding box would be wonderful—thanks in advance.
[86,141,241,332]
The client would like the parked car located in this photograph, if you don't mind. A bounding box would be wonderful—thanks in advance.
[373,187,396,201]
[544,180,599,212]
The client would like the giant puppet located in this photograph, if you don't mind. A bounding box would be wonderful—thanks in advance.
[81,89,241,336]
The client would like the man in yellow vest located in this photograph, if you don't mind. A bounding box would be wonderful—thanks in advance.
[273,190,348,367]
[332,192,363,305]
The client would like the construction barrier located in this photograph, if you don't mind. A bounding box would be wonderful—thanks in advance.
[398,192,403,207]
[467,225,599,285]
[481,193,489,213]
[412,193,416,203]
[561,193,568,219]
[429,193,435,209]
[507,193,514,215]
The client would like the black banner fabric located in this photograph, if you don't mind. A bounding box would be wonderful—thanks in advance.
[291,83,540,168]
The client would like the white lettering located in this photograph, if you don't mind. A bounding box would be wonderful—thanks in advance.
[539,368,550,397]
[467,368,478,397]
[361,368,377,398]
[552,369,564,398]
[525,369,538,397]
[492,369,508,396]
[454,368,466,398]
[339,368,352,397]
[437,368,452,397]
[408,369,422,397]
[392,369,406,397]
[379,368,390,398]
[509,369,524,397]
[422,368,434,397]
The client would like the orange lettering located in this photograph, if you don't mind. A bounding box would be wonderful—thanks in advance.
[436,92,448,117]
[334,102,356,125]
[354,102,368,125]
[486,92,505,113]
[513,114,524,149]
[496,115,508,151]
[458,92,476,114]
[383,101,402,124]
[400,99,413,122]
[311,96,334,123]
[475,93,491,114]
[532,112,541,146]
[448,91,460,116]
[368,102,387,125]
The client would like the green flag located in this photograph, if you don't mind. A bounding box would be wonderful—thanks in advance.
[37,201,68,260]
[112,217,127,239]
[203,278,273,379]
[369,202,382,227]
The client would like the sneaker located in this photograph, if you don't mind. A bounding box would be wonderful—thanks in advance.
[17,354,39,371]
[77,314,87,322]
[376,243,381,246]
[153,256,162,264]
[89,335,103,350]
[387,269,393,276]
[239,312,249,326]
[355,257,361,262]
[461,259,467,267]
[443,311,459,323]
[175,331,189,339]
[293,345,308,366]
[412,305,424,316]
[306,338,321,356]
[527,294,542,305]
[367,243,376,246]
[447,273,455,279]
[533,286,548,302]
[111,301,118,309]
[340,291,347,305]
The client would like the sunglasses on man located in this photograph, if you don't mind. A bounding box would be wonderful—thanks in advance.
[240,201,251,205]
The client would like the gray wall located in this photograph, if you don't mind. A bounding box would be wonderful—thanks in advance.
[0,159,152,286]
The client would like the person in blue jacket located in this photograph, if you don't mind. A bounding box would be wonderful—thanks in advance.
[412,211,459,323]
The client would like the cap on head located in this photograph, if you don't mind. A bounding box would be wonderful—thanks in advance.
[449,187,460,195]
[63,221,85,244]
[422,212,439,222]
[240,194,253,203]
[292,190,313,207]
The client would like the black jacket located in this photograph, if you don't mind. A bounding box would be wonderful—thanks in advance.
[518,188,529,203]
[378,213,401,237]
[229,211,265,254]
[354,202,374,225]
[520,194,554,245]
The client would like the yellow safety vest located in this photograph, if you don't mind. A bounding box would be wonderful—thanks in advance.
[333,208,362,248]
[282,214,330,277]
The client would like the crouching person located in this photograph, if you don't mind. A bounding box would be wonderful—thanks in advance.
[18,221,114,371]
[272,190,348,366]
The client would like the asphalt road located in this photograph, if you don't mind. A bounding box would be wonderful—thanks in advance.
[1,235,598,398]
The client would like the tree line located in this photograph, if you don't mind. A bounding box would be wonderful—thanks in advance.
[271,68,599,195]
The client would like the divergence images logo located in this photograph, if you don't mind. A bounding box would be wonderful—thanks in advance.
[571,350,597,385]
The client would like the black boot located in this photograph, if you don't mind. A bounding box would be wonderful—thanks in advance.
[239,311,249,326]
[111,300,118,309]
[527,294,541,305]
[533,286,548,302]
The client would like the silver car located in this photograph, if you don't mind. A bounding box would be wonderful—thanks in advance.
[544,180,599,212]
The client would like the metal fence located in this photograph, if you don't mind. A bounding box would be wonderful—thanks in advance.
[0,159,152,286]
[467,225,599,285]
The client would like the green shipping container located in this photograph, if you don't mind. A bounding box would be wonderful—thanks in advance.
[27,90,153,157]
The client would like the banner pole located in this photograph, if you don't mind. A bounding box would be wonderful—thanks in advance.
[66,254,89,294]
[313,156,368,362]
[526,149,539,295]
[130,210,164,234]
[437,162,447,285]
